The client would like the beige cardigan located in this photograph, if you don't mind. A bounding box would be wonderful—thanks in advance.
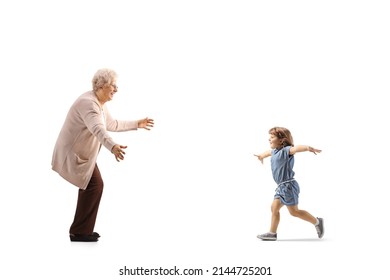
[52,91,138,189]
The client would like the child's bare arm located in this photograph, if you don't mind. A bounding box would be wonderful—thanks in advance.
[254,150,272,164]
[289,145,322,155]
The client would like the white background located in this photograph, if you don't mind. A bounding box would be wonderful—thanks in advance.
[1,0,389,279]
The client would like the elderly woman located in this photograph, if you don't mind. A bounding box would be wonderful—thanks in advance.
[52,68,154,242]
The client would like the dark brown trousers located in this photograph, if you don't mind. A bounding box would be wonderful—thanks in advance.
[69,164,104,235]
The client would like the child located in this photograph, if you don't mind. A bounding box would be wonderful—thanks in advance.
[254,127,324,241]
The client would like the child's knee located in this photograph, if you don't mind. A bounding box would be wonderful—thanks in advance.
[288,208,299,217]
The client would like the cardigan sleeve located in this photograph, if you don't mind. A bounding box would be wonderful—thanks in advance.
[78,99,117,152]
[104,106,138,132]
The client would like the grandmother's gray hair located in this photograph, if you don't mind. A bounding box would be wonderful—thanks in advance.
[92,68,118,92]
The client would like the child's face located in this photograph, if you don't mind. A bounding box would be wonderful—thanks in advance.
[269,134,283,149]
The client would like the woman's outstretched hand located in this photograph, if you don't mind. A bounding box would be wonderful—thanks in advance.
[138,117,154,130]
[111,144,127,162]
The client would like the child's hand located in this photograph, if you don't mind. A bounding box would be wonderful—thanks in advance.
[254,154,264,164]
[308,146,322,155]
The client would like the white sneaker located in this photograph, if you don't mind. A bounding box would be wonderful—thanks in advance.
[257,232,277,241]
[315,217,324,238]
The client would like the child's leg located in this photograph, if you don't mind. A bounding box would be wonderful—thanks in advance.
[270,199,284,233]
[286,205,317,224]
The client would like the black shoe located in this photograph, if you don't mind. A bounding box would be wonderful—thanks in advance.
[92,232,100,238]
[70,233,99,242]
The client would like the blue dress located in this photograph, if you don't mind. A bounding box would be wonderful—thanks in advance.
[271,146,300,206]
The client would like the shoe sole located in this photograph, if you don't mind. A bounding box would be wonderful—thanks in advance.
[70,239,98,242]
[257,236,277,241]
[69,234,99,242]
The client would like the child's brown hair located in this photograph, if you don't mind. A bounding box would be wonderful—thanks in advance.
[269,127,294,147]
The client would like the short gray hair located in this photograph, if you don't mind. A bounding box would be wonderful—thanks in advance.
[92,68,118,92]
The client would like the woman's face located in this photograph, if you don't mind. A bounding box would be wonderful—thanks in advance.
[269,133,283,149]
[101,79,118,103]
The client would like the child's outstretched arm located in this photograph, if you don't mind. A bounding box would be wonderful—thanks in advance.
[289,145,321,155]
[254,150,272,164]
